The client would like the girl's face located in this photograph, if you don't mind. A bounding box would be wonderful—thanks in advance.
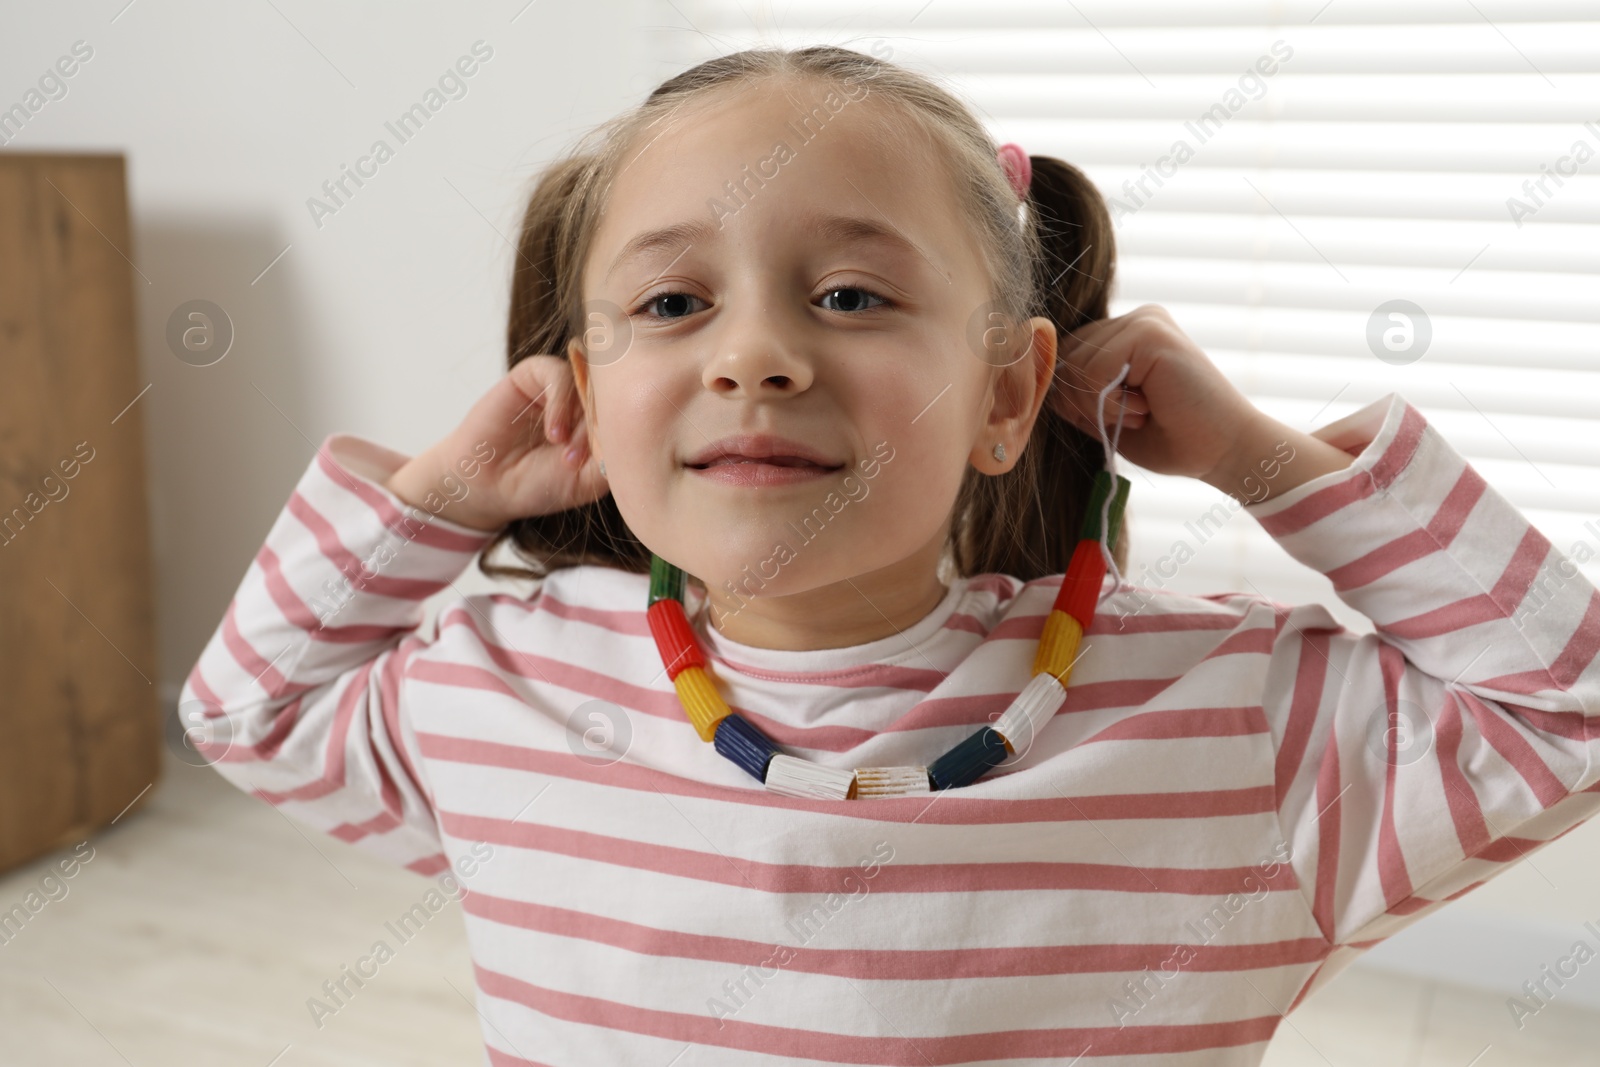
[570,79,1055,640]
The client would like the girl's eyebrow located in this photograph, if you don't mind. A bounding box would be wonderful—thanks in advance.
[607,219,708,281]
[605,212,923,282]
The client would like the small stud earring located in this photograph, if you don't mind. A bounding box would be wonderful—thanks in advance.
[992,442,1006,462]
[598,460,606,476]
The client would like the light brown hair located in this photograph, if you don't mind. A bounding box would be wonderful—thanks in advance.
[479,44,1128,588]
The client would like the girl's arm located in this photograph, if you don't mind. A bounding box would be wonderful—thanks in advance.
[178,433,499,874]
[178,354,601,874]
[1054,305,1598,969]
[1238,391,1600,953]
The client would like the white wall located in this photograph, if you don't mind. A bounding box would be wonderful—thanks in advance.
[2,0,664,696]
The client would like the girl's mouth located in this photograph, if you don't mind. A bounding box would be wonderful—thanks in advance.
[682,433,845,486]
[687,457,843,487]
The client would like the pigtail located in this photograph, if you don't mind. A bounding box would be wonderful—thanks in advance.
[477,155,652,584]
[946,154,1130,582]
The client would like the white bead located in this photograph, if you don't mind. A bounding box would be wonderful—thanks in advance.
[765,754,856,801]
[854,766,931,797]
[992,672,1068,755]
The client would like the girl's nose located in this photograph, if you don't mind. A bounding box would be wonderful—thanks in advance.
[701,334,814,397]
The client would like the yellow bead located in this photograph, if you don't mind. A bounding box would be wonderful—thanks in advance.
[673,665,731,742]
[1031,609,1084,683]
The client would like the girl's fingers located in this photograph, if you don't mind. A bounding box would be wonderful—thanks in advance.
[1110,407,1146,430]
[1051,306,1179,451]
[1060,306,1167,373]
[1100,388,1147,426]
[502,354,580,447]
[1055,310,1164,425]
[541,360,575,445]
[1059,310,1139,366]
[1057,396,1147,448]
[501,356,560,439]
[562,419,588,469]
[1054,352,1137,428]
[1057,327,1124,405]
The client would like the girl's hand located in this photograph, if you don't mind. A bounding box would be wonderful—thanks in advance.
[1047,304,1271,490]
[384,355,607,531]
[1048,305,1359,502]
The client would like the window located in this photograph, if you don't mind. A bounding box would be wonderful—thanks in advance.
[658,1,1600,633]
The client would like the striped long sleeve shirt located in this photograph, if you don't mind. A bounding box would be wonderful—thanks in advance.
[181,391,1600,1066]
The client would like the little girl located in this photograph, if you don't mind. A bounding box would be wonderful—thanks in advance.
[183,45,1600,1066]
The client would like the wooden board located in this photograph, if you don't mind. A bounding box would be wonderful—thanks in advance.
[0,152,161,873]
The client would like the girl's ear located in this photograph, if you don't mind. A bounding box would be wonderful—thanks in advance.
[972,316,1057,473]
[567,337,597,429]
[567,336,587,395]
[572,335,601,463]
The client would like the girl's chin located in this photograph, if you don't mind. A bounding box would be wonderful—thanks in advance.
[674,548,816,598]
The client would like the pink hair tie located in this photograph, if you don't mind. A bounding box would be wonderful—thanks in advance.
[997,142,1032,200]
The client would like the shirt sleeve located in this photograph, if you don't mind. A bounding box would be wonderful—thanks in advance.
[177,434,498,876]
[1239,391,1600,951]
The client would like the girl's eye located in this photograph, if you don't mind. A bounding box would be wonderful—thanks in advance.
[633,292,705,320]
[630,285,892,320]
[819,286,890,313]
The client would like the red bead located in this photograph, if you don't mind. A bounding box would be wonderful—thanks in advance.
[1052,539,1107,630]
[647,598,704,679]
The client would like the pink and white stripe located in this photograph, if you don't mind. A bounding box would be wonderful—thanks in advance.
[181,395,1600,1065]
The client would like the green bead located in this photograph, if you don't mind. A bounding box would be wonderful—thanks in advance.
[1077,471,1111,542]
[1077,470,1130,545]
[1107,474,1129,546]
[648,553,685,605]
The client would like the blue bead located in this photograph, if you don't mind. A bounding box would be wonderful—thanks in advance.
[713,713,777,783]
[928,728,1009,790]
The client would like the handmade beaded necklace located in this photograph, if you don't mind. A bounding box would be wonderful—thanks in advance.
[644,468,1130,800]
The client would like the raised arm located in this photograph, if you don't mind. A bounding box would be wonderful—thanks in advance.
[179,353,606,873]
[1238,392,1600,953]
[1050,306,1597,956]
[179,433,497,873]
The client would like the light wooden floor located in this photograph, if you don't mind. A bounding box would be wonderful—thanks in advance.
[4,748,1599,1065]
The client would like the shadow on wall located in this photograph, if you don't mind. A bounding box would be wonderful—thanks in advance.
[130,213,321,710]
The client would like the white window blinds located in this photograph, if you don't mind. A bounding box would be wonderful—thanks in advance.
[657,1,1600,634]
